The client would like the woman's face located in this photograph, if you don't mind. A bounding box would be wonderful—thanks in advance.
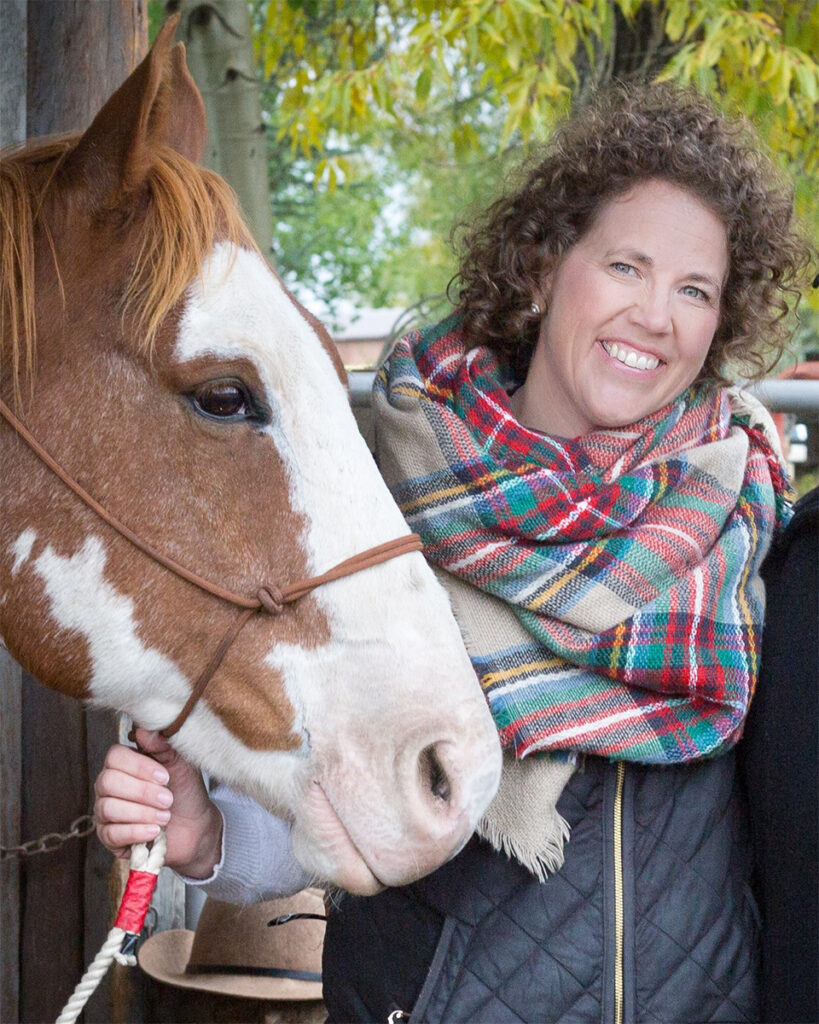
[516,178,729,438]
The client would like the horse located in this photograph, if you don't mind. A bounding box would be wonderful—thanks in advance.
[0,18,501,895]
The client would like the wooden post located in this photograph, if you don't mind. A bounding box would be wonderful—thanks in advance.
[0,0,27,146]
[0,5,28,1020]
[25,0,147,137]
[19,679,90,1022]
[0,650,23,1024]
[17,3,148,1019]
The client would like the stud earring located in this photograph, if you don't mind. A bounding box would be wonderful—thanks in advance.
[530,301,541,316]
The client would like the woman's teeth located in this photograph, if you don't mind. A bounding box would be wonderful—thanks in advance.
[602,341,659,371]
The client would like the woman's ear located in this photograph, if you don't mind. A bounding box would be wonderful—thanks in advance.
[533,272,553,313]
[530,243,559,312]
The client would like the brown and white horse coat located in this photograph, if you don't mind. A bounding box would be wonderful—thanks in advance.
[0,21,500,894]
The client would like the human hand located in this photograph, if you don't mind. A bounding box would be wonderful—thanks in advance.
[93,727,223,878]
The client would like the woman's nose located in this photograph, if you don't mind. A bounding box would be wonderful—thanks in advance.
[629,286,672,334]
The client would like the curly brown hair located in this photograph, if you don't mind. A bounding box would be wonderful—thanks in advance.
[452,82,813,384]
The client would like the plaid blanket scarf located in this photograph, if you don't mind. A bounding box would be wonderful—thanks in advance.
[374,314,791,770]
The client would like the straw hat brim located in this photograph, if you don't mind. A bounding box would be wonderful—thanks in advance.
[138,928,324,1001]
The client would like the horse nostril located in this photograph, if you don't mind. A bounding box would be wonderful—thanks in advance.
[420,744,452,804]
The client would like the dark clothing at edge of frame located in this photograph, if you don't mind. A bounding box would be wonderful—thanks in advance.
[740,484,819,1024]
[323,752,759,1024]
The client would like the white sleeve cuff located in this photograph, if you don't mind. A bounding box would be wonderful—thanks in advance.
[179,786,312,903]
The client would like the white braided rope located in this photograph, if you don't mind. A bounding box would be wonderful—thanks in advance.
[54,926,130,1024]
[54,831,167,1024]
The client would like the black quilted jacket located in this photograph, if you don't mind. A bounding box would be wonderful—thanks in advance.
[323,753,760,1024]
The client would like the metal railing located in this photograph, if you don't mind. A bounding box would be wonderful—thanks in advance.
[744,379,819,414]
[349,371,819,415]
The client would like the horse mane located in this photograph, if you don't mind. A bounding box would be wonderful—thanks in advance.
[0,134,255,400]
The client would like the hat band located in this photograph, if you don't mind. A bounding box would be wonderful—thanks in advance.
[185,965,322,983]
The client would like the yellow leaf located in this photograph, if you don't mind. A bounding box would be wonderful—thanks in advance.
[796,59,819,103]
[760,50,783,83]
[665,1,688,44]
[751,11,780,33]
[411,21,433,42]
[553,21,577,69]
[772,56,794,105]
[440,7,465,38]
[750,40,766,68]
[506,34,522,73]
[350,80,367,119]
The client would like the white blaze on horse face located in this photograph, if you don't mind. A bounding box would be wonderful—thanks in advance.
[24,534,189,716]
[12,531,309,811]
[175,244,501,890]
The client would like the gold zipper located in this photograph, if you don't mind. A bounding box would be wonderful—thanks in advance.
[613,761,626,1024]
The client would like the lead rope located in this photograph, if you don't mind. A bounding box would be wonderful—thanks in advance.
[55,831,167,1024]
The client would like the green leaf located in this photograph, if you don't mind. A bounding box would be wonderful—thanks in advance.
[665,0,689,43]
[772,54,794,105]
[415,66,433,103]
[506,33,522,73]
[795,59,819,103]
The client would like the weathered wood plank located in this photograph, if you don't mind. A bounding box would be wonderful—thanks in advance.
[2,4,28,1020]
[20,676,87,1023]
[26,0,147,137]
[0,649,23,1024]
[83,707,120,1023]
[0,0,27,148]
[12,3,147,1019]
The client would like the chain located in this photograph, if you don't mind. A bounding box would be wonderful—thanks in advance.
[0,814,96,861]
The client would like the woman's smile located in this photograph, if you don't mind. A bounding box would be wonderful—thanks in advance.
[600,339,661,372]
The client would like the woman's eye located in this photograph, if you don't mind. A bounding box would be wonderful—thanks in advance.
[611,261,635,275]
[681,284,709,302]
[192,382,250,420]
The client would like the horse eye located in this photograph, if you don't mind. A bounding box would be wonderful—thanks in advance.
[192,381,250,420]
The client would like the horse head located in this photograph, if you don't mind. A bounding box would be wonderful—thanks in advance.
[0,19,501,894]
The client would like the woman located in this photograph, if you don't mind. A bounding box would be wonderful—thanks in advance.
[94,84,811,1023]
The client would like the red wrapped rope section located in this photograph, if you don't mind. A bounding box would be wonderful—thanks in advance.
[114,869,159,935]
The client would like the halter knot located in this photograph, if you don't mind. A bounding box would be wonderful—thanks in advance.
[257,585,285,616]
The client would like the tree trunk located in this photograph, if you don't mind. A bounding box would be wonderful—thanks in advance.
[167,0,275,258]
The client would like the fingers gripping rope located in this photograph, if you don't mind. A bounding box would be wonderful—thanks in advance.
[55,831,166,1024]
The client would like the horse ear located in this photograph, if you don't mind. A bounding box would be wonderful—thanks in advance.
[165,42,207,164]
[62,15,206,207]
